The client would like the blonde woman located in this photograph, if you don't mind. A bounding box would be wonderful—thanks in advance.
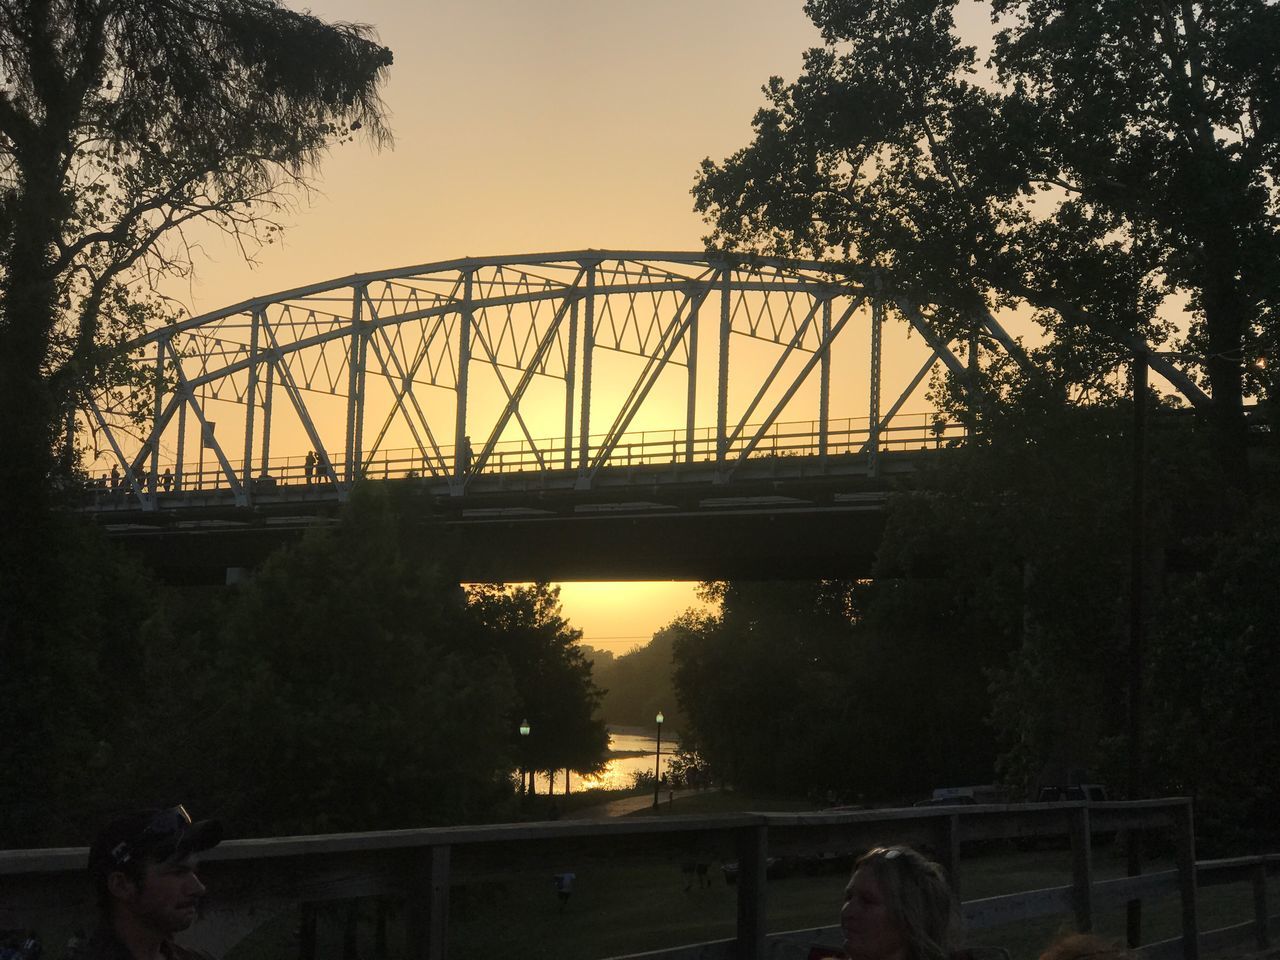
[840,846,960,960]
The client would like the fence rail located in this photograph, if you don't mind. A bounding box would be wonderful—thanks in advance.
[2,800,1276,960]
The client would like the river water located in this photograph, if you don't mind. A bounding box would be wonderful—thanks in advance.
[527,725,676,795]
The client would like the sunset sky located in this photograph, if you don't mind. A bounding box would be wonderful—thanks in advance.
[169,0,993,644]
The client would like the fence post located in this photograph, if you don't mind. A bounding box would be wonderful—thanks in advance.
[936,813,962,901]
[405,845,451,960]
[1069,805,1094,933]
[736,823,768,960]
[1174,801,1199,960]
[299,901,317,960]
[1252,862,1269,951]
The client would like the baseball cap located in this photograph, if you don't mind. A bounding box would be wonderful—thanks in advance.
[88,805,223,877]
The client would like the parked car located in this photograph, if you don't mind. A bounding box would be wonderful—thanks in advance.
[1036,784,1109,802]
[913,795,977,808]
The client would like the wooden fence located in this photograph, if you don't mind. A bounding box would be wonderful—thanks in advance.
[1,798,1276,960]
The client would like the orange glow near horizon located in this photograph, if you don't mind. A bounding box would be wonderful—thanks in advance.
[554,581,710,653]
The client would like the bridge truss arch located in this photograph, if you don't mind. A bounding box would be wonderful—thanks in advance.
[79,250,1042,511]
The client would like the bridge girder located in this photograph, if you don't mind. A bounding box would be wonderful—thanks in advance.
[79,249,1179,521]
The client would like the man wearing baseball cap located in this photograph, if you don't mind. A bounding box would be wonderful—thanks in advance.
[83,805,224,960]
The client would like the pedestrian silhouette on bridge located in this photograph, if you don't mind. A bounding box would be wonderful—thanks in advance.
[303,450,315,484]
[110,464,120,490]
[460,435,473,475]
[161,467,173,493]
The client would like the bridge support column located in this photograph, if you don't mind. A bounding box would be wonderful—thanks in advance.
[454,274,473,493]
[242,310,261,506]
[819,298,831,459]
[564,298,578,469]
[576,263,596,486]
[345,287,367,492]
[175,395,186,492]
[260,361,274,478]
[151,340,164,505]
[715,266,731,481]
[868,298,883,477]
[686,296,698,464]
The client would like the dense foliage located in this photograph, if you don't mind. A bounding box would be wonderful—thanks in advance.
[694,0,1278,478]
[0,0,395,845]
[670,579,1003,802]
[0,0,393,508]
[683,0,1280,848]
[663,405,1279,845]
[466,583,610,787]
[1,489,610,846]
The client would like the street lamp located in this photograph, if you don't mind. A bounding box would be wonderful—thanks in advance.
[519,719,531,798]
[652,710,664,808]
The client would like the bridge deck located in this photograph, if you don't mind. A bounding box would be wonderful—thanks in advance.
[84,448,947,582]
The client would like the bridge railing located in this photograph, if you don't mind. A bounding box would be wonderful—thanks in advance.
[5,799,1274,960]
[78,413,968,507]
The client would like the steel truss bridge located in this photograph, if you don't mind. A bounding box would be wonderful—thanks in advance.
[76,251,1206,580]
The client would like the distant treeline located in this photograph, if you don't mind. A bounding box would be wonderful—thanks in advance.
[585,627,686,733]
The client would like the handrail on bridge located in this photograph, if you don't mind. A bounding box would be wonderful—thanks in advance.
[78,413,967,510]
[3,798,1276,960]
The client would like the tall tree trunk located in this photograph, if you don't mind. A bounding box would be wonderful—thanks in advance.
[1200,266,1249,488]
[0,164,70,845]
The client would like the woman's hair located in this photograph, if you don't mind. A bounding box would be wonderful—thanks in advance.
[853,846,960,960]
[1039,933,1129,960]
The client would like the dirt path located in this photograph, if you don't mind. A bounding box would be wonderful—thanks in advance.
[567,788,712,819]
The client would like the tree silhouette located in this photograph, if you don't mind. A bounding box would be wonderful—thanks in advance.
[694,0,1278,483]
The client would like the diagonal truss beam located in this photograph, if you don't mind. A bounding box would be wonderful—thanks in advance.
[858,349,943,455]
[724,294,829,449]
[167,340,246,503]
[581,281,713,484]
[467,270,586,485]
[725,296,863,473]
[362,298,452,477]
[261,315,340,491]
[365,331,448,476]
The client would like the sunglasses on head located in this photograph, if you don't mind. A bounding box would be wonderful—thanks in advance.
[108,804,194,868]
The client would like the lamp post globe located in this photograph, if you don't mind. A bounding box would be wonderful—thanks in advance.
[653,711,664,808]
[519,719,531,798]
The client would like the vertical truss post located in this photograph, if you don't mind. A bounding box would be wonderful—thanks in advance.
[686,289,699,463]
[353,292,368,481]
[345,287,366,487]
[716,267,731,477]
[564,297,579,469]
[455,272,473,485]
[869,298,884,477]
[819,297,831,459]
[577,263,596,474]
[242,310,260,504]
[196,391,205,490]
[967,326,979,426]
[175,397,186,492]
[260,359,274,476]
[151,338,164,502]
